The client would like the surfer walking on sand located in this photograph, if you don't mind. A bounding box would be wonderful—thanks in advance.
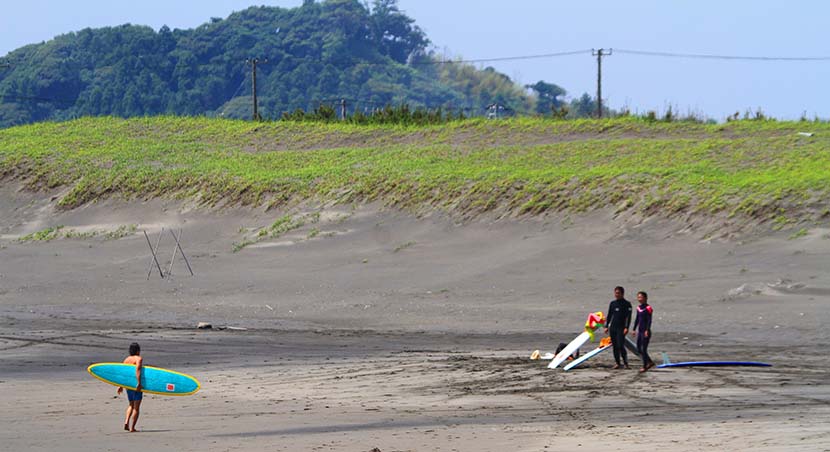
[116,342,143,432]
[604,286,632,369]
[632,291,656,372]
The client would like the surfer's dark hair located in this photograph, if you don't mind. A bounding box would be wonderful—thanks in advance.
[614,286,625,294]
[129,342,140,356]
[638,291,648,300]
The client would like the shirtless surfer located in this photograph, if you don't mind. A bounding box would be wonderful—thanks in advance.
[116,342,143,432]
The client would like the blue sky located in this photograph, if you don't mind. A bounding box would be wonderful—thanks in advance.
[2,0,828,120]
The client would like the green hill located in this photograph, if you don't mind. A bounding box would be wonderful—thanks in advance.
[2,116,828,235]
[0,0,532,128]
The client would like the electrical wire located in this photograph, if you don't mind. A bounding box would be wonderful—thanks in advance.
[217,67,250,116]
[615,48,830,61]
[4,46,830,111]
[411,49,592,65]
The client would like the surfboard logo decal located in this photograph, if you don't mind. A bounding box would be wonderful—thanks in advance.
[166,383,175,391]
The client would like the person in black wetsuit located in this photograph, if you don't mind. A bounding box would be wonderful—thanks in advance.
[631,291,656,372]
[604,286,632,369]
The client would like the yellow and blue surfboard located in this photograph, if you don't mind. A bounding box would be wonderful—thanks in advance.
[87,363,200,396]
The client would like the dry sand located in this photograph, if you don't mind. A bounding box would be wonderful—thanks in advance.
[1,185,829,451]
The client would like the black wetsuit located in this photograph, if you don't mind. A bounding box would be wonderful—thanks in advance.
[606,298,632,366]
[633,303,654,367]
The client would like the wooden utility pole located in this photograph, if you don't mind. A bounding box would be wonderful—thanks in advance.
[246,58,267,120]
[592,48,612,118]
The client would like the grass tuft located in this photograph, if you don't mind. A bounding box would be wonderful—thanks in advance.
[19,226,64,242]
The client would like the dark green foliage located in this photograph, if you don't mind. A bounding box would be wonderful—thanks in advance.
[568,93,599,118]
[0,0,535,127]
[369,0,428,64]
[526,80,566,116]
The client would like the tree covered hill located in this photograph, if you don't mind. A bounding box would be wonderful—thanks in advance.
[0,0,538,127]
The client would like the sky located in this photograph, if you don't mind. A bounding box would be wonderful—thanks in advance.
[2,0,829,120]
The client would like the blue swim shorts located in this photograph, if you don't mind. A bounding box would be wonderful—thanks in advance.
[126,389,143,401]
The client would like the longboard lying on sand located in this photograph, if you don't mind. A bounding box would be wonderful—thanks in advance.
[88,363,201,396]
[548,332,591,369]
[563,337,639,371]
[657,361,772,369]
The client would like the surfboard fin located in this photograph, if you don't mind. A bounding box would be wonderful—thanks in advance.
[661,352,671,365]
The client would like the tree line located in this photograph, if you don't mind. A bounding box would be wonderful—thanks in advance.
[0,0,605,128]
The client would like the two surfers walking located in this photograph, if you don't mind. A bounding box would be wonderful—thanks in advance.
[604,286,656,372]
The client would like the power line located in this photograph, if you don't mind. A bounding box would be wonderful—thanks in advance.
[412,49,592,65]
[254,47,830,69]
[217,65,249,117]
[615,48,830,61]
[262,49,592,69]
[5,45,830,115]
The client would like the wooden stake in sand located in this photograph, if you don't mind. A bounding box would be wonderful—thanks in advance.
[144,229,165,280]
[143,228,194,279]
[166,228,194,277]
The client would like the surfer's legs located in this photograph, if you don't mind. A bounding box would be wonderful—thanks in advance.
[637,334,652,368]
[610,328,628,367]
[611,330,621,365]
[124,389,143,431]
[619,333,628,366]
[129,400,141,432]
[123,403,132,430]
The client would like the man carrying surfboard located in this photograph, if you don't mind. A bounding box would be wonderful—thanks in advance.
[604,286,632,369]
[116,342,143,432]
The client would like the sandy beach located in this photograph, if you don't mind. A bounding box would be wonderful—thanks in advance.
[1,187,829,451]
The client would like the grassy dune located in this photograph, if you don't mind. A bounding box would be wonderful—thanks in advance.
[1,116,829,232]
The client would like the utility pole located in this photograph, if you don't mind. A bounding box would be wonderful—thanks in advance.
[246,58,267,121]
[591,48,612,118]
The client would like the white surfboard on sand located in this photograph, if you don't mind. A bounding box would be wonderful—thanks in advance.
[548,332,591,369]
[563,337,640,371]
[563,342,612,370]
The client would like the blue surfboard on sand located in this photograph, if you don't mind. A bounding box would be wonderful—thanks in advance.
[656,361,771,369]
[88,363,200,396]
